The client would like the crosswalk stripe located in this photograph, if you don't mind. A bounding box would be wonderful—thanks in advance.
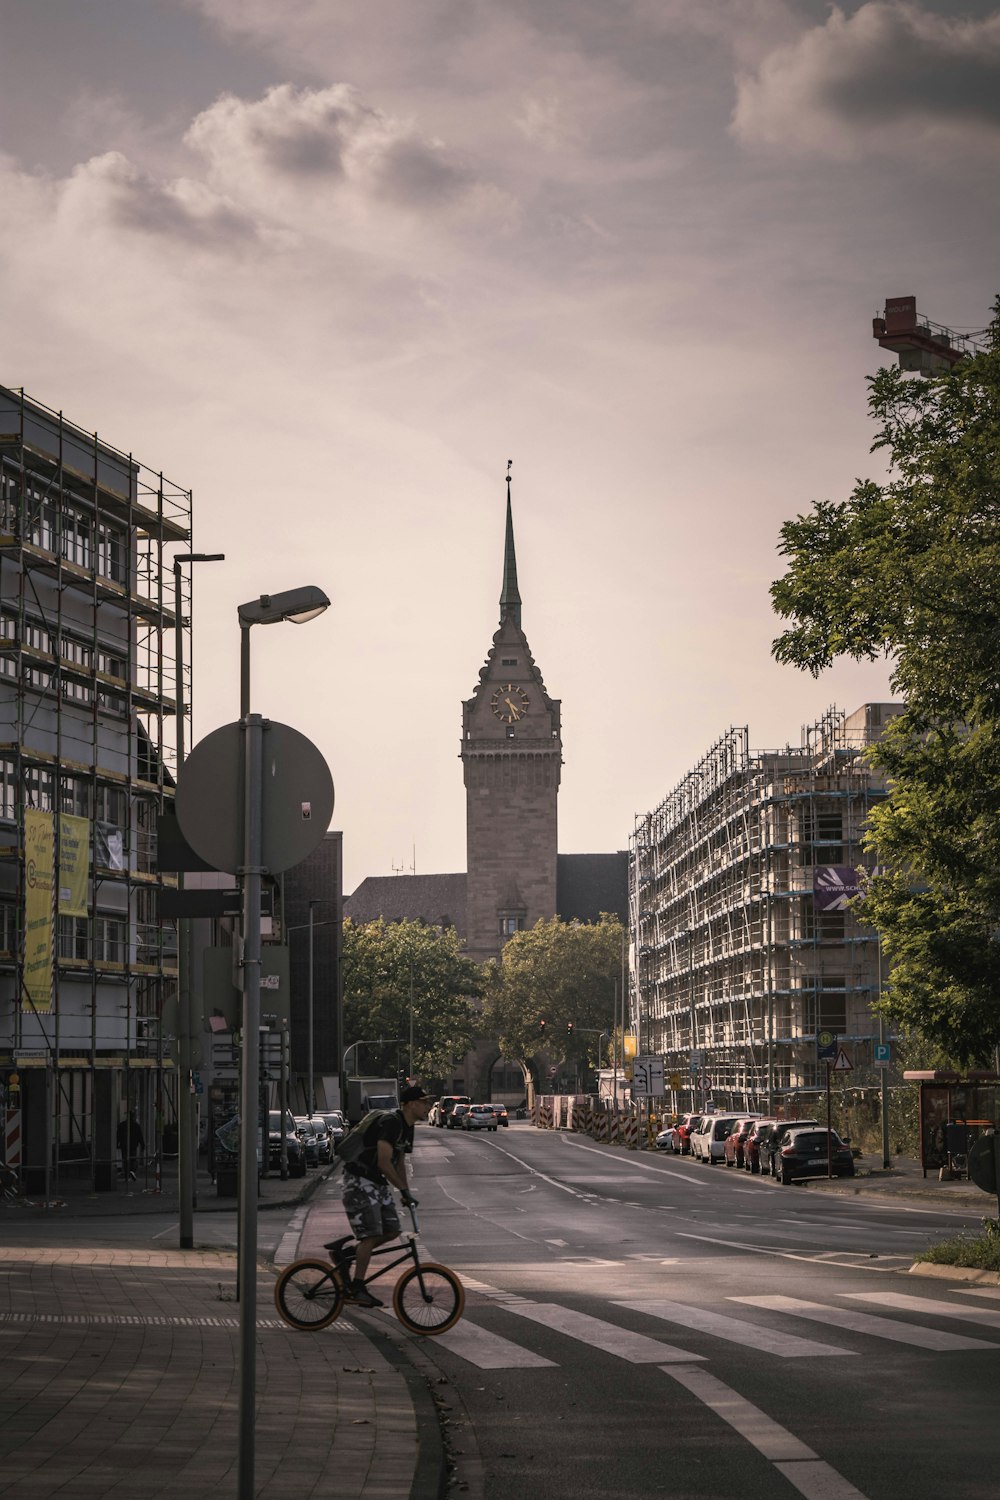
[956,1287,1000,1301]
[432,1319,556,1368]
[847,1291,1000,1330]
[616,1299,854,1359]
[501,1301,705,1363]
[735,1295,1000,1351]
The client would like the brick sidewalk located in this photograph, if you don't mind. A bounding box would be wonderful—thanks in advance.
[0,1244,422,1499]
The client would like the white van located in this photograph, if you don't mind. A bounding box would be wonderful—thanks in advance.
[691,1114,741,1164]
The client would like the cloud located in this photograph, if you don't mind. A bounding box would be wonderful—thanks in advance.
[185,82,514,236]
[732,2,1000,159]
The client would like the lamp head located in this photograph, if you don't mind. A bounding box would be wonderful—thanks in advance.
[238,585,330,628]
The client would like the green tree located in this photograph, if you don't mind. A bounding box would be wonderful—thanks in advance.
[770,299,1000,1065]
[482,915,625,1093]
[341,919,481,1082]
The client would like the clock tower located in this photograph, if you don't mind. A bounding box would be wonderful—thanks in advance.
[462,473,562,964]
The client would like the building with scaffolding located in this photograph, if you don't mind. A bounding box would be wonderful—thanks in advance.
[629,703,902,1113]
[0,383,191,1192]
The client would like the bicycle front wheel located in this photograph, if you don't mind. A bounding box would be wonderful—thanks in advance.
[392,1262,465,1335]
[274,1259,345,1331]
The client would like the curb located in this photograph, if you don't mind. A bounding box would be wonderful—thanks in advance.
[349,1311,451,1500]
[908,1261,1000,1286]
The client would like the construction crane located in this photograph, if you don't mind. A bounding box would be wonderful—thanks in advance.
[872,295,985,374]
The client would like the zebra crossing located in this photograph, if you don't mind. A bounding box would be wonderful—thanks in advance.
[421,1278,1000,1369]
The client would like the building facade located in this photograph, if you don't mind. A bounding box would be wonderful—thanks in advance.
[630,703,902,1112]
[0,384,190,1190]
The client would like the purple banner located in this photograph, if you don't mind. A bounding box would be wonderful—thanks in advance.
[813,866,862,911]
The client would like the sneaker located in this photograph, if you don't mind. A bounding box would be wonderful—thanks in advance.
[347,1280,382,1308]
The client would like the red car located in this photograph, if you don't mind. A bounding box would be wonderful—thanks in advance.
[743,1119,778,1175]
[723,1117,760,1170]
[673,1113,703,1156]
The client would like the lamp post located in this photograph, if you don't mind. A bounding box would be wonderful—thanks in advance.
[235,584,329,1500]
[172,551,225,1252]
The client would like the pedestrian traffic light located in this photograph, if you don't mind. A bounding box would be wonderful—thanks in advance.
[566,1021,574,1036]
[539,1018,547,1034]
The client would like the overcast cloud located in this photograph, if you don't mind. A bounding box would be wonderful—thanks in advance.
[0,0,996,889]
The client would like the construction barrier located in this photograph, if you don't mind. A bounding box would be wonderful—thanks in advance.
[4,1108,21,1169]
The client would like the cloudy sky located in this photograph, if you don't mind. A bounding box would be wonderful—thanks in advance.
[2,1,998,892]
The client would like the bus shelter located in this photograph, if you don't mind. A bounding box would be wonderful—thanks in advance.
[903,1070,1000,1177]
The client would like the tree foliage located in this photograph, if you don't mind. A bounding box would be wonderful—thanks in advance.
[341,919,482,1082]
[771,300,1000,1065]
[482,915,625,1073]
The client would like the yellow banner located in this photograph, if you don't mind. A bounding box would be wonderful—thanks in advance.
[623,1033,637,1059]
[58,814,90,917]
[24,809,54,1012]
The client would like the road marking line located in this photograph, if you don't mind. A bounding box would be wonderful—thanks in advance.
[956,1287,1000,1301]
[502,1301,705,1363]
[555,1135,713,1187]
[735,1295,1000,1351]
[659,1366,870,1498]
[617,1299,854,1359]
[848,1291,1000,1329]
[431,1318,556,1368]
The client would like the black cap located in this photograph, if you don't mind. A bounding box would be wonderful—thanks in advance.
[400,1084,431,1103]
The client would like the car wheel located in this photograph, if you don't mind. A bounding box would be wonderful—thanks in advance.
[780,1166,792,1185]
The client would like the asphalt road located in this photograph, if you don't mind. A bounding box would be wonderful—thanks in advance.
[397,1122,997,1500]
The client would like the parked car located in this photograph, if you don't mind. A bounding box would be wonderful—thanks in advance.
[743,1119,778,1175]
[462,1103,499,1132]
[308,1116,333,1164]
[722,1116,760,1170]
[763,1120,820,1178]
[673,1114,703,1156]
[449,1103,471,1130]
[691,1114,740,1164]
[655,1123,680,1151]
[316,1110,346,1146]
[490,1103,509,1127]
[776,1127,855,1185]
[438,1095,472,1128]
[267,1110,306,1178]
[294,1116,320,1167]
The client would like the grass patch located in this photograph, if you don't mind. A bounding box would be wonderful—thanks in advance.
[916,1218,1000,1270]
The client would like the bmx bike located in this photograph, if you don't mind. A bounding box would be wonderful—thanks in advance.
[274,1204,465,1336]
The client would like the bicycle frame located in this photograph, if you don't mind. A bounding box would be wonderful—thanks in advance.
[348,1204,424,1290]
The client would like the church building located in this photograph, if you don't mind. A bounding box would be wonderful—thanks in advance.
[345,475,627,1093]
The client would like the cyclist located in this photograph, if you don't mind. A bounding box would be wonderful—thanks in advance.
[340,1083,432,1306]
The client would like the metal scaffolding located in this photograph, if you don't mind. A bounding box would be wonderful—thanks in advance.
[629,703,900,1113]
[0,383,191,1191]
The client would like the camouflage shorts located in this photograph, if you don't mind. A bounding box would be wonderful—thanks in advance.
[342,1176,401,1240]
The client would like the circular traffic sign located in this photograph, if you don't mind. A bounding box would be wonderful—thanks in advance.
[176,720,334,874]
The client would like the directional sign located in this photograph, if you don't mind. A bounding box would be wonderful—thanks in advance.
[633,1055,665,1097]
[832,1047,854,1073]
[817,1030,838,1062]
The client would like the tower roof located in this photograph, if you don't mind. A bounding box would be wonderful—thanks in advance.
[500,463,521,628]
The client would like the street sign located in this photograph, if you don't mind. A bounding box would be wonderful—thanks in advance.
[668,1072,683,1091]
[874,1042,891,1067]
[632,1055,665,1097]
[176,720,334,875]
[689,1049,705,1070]
[817,1030,838,1062]
[832,1047,854,1073]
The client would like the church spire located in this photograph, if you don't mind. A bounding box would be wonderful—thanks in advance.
[500,460,522,628]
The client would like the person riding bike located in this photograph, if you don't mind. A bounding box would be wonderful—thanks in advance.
[339,1084,432,1306]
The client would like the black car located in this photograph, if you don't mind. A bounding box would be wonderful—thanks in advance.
[775,1127,855,1185]
[764,1119,820,1177]
[267,1110,306,1177]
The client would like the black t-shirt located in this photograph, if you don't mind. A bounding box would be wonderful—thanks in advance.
[345,1109,413,1184]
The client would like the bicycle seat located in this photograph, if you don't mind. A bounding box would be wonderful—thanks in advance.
[324,1236,355,1261]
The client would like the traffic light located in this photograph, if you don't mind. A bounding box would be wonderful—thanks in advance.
[539,1018,547,1034]
[566,1021,574,1036]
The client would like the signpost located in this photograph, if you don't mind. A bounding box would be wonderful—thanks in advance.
[632,1056,664,1098]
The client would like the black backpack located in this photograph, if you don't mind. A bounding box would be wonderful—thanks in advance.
[334,1109,390,1166]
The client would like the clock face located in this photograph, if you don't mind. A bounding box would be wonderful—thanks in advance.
[491,682,530,724]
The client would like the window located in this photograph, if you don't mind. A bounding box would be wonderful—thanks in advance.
[0,901,16,955]
[59,915,90,960]
[60,776,91,817]
[498,914,524,938]
[96,522,126,585]
[95,916,126,964]
[501,658,518,666]
[0,758,14,820]
[61,509,91,569]
[24,765,55,811]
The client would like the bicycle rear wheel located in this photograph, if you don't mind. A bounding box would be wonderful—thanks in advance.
[275,1259,345,1331]
[392,1262,465,1335]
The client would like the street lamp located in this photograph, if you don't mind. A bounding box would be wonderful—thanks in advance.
[172,551,225,1252]
[235,582,329,1500]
